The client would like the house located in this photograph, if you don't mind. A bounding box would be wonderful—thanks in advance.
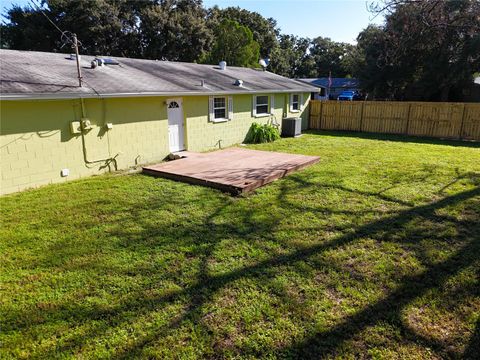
[0,49,318,195]
[299,78,360,100]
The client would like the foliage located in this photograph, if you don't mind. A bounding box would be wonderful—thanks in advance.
[139,0,212,62]
[268,35,356,78]
[245,122,280,143]
[2,0,479,99]
[1,133,479,358]
[1,0,144,57]
[1,0,211,61]
[0,0,355,78]
[355,0,480,100]
[350,25,391,99]
[309,36,355,77]
[203,19,260,67]
[207,6,279,58]
[269,35,312,78]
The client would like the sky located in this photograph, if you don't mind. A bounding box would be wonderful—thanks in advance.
[203,0,385,43]
[1,0,385,44]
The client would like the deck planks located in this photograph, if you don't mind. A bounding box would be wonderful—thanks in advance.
[143,147,320,195]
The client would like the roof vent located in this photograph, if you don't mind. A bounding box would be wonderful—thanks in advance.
[234,79,244,87]
[90,57,120,69]
[259,58,269,71]
[69,53,81,61]
[219,61,227,70]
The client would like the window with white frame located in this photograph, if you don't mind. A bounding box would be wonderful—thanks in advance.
[255,95,269,116]
[291,94,300,111]
[213,97,226,119]
[209,96,233,122]
[289,93,303,112]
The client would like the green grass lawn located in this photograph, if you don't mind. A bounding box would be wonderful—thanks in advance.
[1,131,479,359]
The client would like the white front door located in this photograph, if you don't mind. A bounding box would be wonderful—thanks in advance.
[167,98,185,152]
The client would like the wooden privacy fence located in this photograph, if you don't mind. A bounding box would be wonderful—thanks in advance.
[309,100,480,141]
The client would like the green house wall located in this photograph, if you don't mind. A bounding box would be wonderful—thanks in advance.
[0,93,310,195]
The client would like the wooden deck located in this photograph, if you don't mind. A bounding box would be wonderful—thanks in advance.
[143,148,320,195]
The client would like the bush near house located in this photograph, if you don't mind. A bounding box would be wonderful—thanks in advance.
[246,122,281,143]
[1,131,479,359]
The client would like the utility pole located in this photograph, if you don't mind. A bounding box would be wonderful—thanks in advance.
[72,33,83,87]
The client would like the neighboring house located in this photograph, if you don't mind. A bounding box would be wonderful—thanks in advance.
[0,50,317,194]
[299,78,360,100]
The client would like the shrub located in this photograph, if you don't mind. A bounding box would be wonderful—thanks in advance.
[246,122,280,143]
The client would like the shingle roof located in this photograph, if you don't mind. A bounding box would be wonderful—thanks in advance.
[0,50,318,99]
[299,78,360,89]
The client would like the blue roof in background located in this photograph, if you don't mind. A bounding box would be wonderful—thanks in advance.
[299,78,360,89]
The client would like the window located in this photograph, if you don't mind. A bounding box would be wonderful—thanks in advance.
[213,97,226,120]
[209,96,233,122]
[252,95,275,117]
[290,93,303,112]
[292,94,299,111]
[255,95,269,115]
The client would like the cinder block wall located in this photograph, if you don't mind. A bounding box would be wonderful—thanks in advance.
[0,93,310,195]
[1,97,170,195]
[185,93,310,152]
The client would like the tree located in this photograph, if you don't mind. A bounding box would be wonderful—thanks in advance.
[140,0,212,61]
[269,35,313,77]
[351,25,394,99]
[309,37,355,77]
[360,0,480,100]
[1,4,62,52]
[1,0,211,61]
[204,19,259,67]
[1,0,145,57]
[207,6,278,58]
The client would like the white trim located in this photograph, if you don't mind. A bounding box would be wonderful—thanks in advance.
[208,96,215,121]
[210,96,229,123]
[290,93,301,112]
[167,97,185,152]
[270,95,275,115]
[0,89,319,101]
[228,96,233,120]
[254,94,270,117]
[167,98,182,107]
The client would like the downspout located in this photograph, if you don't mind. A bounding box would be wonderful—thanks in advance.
[79,97,118,169]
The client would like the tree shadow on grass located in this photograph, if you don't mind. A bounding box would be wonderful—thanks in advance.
[276,233,479,359]
[107,187,479,357]
[463,318,480,359]
[4,178,479,358]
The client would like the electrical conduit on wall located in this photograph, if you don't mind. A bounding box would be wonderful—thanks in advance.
[79,98,119,170]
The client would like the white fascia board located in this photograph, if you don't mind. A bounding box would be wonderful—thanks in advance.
[0,88,320,101]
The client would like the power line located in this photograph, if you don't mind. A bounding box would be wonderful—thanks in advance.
[28,0,64,36]
[28,0,82,48]
[28,0,83,87]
